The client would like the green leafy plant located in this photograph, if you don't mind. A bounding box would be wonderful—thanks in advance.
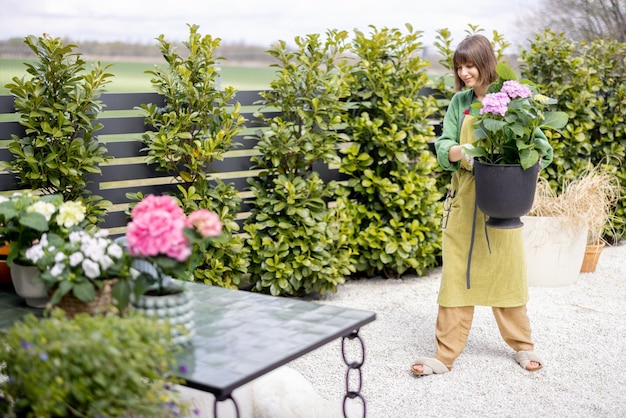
[244,30,353,296]
[465,62,569,169]
[0,193,87,265]
[2,34,113,224]
[520,30,626,240]
[138,24,248,288]
[0,309,191,418]
[338,24,443,278]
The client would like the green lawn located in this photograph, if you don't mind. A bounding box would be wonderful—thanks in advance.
[0,58,277,94]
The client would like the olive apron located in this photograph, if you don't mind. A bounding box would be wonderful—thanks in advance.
[437,114,529,307]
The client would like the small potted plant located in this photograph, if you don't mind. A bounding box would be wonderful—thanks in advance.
[522,165,621,284]
[0,309,193,417]
[463,62,569,228]
[122,194,224,344]
[24,228,136,316]
[567,166,621,272]
[0,193,87,307]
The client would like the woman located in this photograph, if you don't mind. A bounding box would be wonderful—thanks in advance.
[411,34,549,375]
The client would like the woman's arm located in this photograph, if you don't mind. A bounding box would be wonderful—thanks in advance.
[434,91,470,171]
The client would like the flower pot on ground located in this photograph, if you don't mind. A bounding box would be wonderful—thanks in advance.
[573,166,621,273]
[521,215,588,286]
[0,309,192,417]
[581,241,606,273]
[0,241,11,284]
[524,167,620,281]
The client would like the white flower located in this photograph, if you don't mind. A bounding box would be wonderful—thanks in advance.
[50,263,64,277]
[82,258,101,279]
[27,201,57,222]
[25,244,45,264]
[107,243,123,259]
[81,237,108,263]
[99,255,114,271]
[54,252,66,263]
[69,252,84,267]
[39,234,50,248]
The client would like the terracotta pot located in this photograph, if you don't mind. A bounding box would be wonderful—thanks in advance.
[580,241,606,273]
[0,242,11,285]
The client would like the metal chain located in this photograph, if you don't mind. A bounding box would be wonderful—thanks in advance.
[341,329,366,417]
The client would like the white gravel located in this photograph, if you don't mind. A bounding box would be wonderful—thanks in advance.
[288,241,626,418]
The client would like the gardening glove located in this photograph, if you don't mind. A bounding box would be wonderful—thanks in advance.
[461,143,475,169]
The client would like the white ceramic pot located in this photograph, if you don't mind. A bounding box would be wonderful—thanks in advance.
[522,216,588,287]
[10,262,49,308]
[132,288,195,345]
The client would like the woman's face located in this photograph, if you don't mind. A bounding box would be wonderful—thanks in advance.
[457,62,481,89]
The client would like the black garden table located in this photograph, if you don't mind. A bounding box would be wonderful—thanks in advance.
[0,281,376,417]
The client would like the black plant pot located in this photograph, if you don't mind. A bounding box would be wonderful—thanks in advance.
[474,160,539,229]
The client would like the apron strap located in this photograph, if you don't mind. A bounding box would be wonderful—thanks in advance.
[465,194,492,290]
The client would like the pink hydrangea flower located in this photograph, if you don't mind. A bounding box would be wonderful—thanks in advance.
[480,91,510,117]
[186,209,223,238]
[126,195,191,262]
[501,80,532,99]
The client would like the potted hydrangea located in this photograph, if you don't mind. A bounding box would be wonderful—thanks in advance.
[122,194,224,344]
[463,63,569,228]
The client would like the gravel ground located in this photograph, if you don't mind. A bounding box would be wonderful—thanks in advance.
[289,241,626,418]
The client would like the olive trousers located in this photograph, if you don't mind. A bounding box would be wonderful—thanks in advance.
[433,305,535,368]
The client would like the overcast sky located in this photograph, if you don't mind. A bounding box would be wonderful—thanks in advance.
[0,0,541,49]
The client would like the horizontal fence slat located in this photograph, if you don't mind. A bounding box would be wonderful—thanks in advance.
[101,92,164,110]
[0,121,24,139]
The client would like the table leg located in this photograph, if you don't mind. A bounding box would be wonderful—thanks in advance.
[341,329,366,417]
[213,394,240,418]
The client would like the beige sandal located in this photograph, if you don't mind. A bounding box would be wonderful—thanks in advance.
[410,357,451,376]
[515,350,544,371]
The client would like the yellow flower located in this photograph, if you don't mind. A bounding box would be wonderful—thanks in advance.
[56,201,86,228]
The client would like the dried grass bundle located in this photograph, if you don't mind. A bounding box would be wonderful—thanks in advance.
[528,166,621,244]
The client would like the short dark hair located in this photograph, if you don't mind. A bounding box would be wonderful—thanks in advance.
[452,34,498,91]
